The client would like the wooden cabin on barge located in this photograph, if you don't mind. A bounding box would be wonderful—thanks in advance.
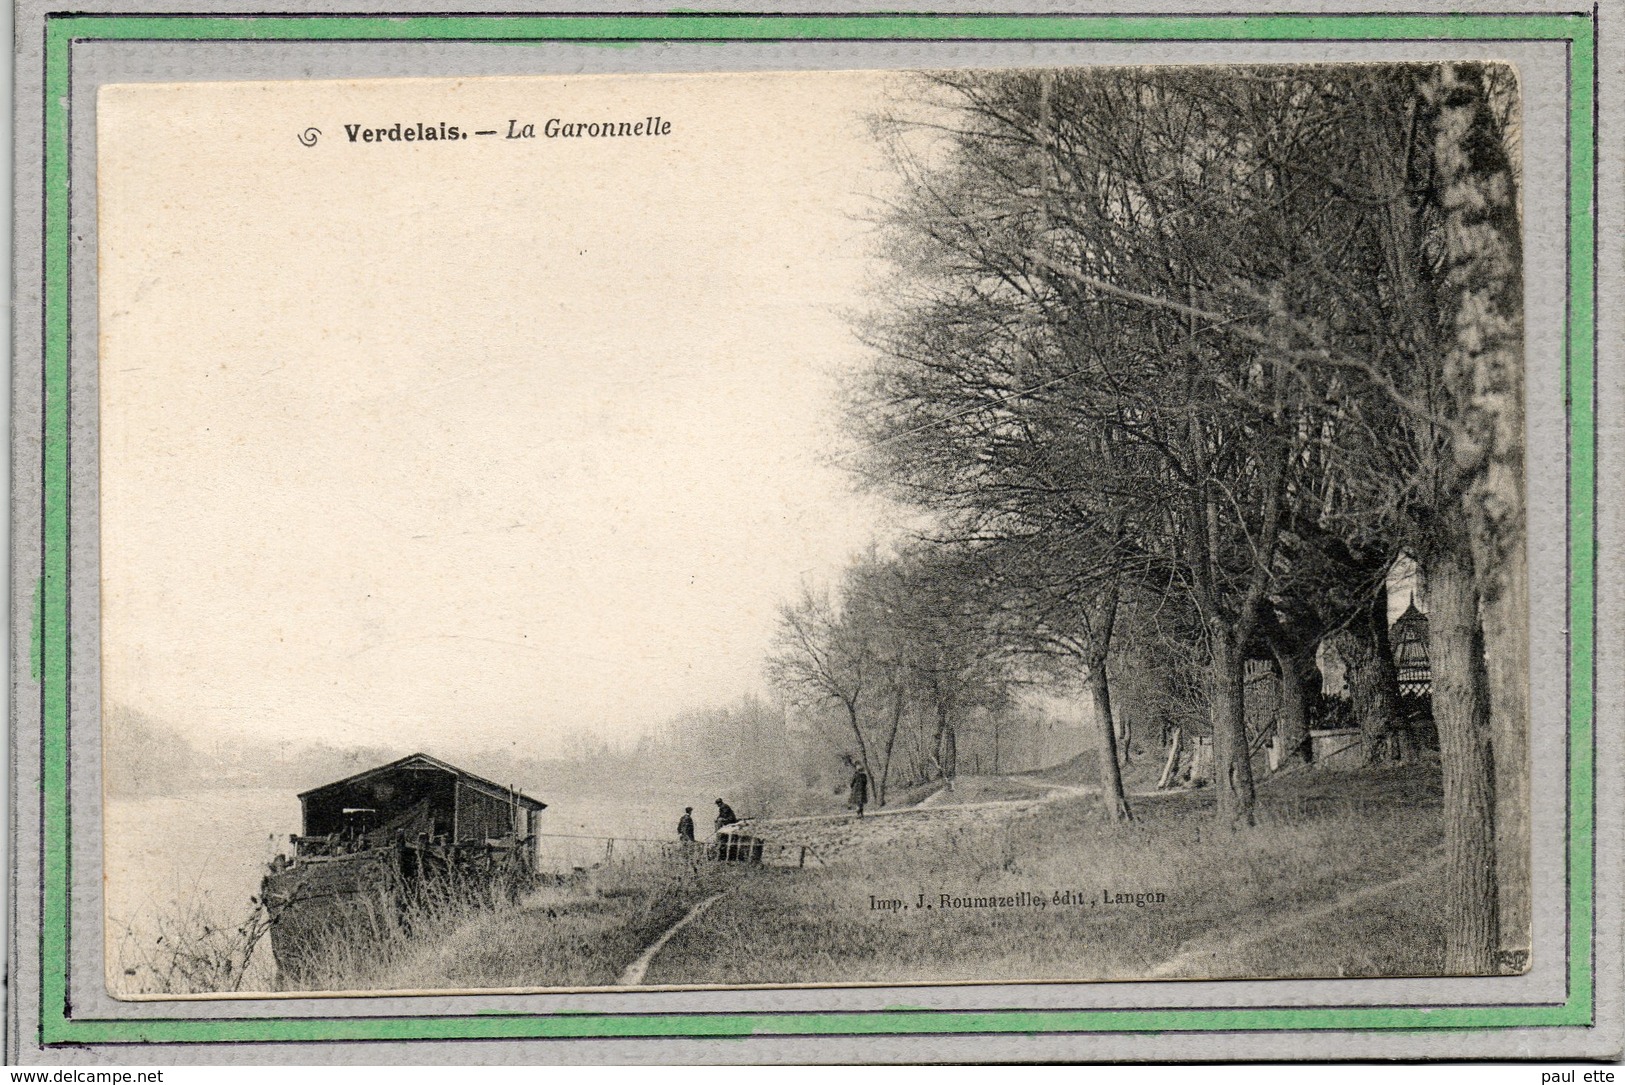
[294,752,547,852]
[261,753,546,985]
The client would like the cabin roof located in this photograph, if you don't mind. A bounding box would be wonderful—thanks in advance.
[297,752,547,811]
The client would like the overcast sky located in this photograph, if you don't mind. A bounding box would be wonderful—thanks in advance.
[98,71,904,755]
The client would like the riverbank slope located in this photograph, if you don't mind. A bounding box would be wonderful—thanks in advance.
[304,759,1449,992]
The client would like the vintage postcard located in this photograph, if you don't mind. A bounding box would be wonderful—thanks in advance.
[10,1,1621,1065]
[98,64,1534,996]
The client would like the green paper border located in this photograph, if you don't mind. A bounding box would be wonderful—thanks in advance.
[36,9,1597,1047]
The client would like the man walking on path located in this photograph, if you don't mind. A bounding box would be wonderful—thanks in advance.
[850,763,869,818]
[677,807,695,843]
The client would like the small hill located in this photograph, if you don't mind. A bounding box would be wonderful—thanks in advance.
[1018,744,1167,794]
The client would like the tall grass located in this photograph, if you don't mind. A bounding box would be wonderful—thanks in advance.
[269,872,515,992]
[111,890,274,996]
[111,845,735,995]
[281,848,732,992]
[647,763,1449,985]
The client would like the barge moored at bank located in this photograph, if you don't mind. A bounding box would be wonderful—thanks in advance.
[259,753,546,984]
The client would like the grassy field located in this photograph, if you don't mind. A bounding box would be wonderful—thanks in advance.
[279,852,741,993]
[644,761,1449,986]
[122,760,1455,993]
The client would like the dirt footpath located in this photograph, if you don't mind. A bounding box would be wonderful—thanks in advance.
[744,774,1091,862]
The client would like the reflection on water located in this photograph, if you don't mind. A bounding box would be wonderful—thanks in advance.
[105,789,300,933]
[542,789,705,839]
[528,786,710,872]
[104,788,299,993]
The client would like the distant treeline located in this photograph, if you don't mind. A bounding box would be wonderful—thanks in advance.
[632,692,1094,814]
[102,694,1095,823]
[103,705,405,798]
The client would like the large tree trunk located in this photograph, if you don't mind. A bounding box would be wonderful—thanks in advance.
[1272,643,1317,768]
[1429,540,1500,974]
[1485,545,1530,961]
[1157,729,1184,789]
[1089,662,1133,821]
[1209,623,1256,827]
[1332,589,1406,762]
[1428,61,1529,966]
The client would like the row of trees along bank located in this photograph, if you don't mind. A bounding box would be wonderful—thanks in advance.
[769,64,1528,974]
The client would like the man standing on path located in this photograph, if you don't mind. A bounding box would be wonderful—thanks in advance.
[850,763,869,818]
[677,807,695,843]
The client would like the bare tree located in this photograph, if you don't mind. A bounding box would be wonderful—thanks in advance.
[849,63,1526,969]
[766,584,882,797]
